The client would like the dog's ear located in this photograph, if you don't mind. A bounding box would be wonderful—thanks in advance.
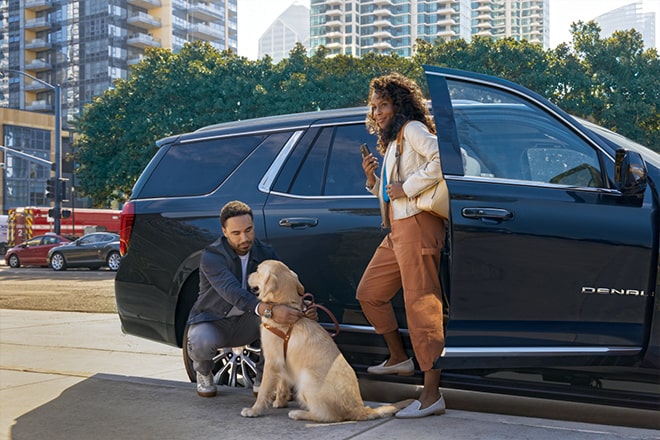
[262,271,278,295]
[290,270,305,296]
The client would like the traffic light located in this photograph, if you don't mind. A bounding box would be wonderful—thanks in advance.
[45,178,57,199]
[58,178,69,202]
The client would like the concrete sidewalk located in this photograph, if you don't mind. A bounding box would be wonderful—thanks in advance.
[1,309,658,440]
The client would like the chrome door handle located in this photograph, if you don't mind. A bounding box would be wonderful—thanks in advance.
[462,207,513,221]
[278,218,319,229]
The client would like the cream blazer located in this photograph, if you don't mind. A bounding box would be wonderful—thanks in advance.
[367,120,442,228]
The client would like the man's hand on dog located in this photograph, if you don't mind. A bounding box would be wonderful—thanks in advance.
[267,300,318,324]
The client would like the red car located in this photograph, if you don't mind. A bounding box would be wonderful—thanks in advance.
[4,234,72,268]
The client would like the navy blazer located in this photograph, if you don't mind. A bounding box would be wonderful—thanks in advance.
[187,236,279,324]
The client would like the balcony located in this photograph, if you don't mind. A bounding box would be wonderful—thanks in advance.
[24,17,52,31]
[325,42,342,49]
[325,0,342,5]
[128,54,145,65]
[189,23,223,40]
[127,11,161,30]
[373,19,392,27]
[373,8,393,17]
[326,18,343,27]
[372,30,392,39]
[326,8,342,16]
[373,0,394,5]
[25,79,52,93]
[25,0,53,11]
[373,41,393,50]
[25,38,52,51]
[127,0,161,9]
[189,3,224,22]
[127,33,162,48]
[24,59,52,72]
[26,100,53,112]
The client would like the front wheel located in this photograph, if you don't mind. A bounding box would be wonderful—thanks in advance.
[182,324,261,389]
[8,254,20,268]
[106,251,121,271]
[50,253,67,271]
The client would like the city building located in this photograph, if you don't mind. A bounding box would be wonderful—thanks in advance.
[0,0,237,213]
[594,1,656,49]
[473,0,548,47]
[309,0,548,58]
[258,1,310,62]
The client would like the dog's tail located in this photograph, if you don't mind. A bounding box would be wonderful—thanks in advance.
[359,399,415,420]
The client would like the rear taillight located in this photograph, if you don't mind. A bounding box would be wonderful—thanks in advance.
[119,201,135,256]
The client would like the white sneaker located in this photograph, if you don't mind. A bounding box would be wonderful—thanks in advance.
[196,372,217,397]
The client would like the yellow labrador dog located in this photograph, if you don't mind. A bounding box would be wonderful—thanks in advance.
[241,259,411,422]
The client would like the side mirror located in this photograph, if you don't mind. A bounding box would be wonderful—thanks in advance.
[615,149,647,195]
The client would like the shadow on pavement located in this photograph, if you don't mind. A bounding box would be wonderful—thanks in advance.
[10,374,385,440]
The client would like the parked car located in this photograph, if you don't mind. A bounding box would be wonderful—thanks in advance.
[115,66,659,409]
[4,234,72,268]
[48,232,121,271]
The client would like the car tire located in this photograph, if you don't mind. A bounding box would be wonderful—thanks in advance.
[7,254,20,268]
[106,251,121,271]
[50,253,67,271]
[182,323,261,389]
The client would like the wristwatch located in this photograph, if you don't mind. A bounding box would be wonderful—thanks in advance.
[263,305,273,319]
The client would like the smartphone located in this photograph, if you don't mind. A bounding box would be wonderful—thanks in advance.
[360,143,371,158]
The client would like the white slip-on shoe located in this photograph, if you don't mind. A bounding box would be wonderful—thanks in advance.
[395,395,446,418]
[366,358,414,376]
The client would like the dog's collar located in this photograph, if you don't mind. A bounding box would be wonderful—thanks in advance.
[262,322,293,361]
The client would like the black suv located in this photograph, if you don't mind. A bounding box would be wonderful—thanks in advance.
[115,66,659,407]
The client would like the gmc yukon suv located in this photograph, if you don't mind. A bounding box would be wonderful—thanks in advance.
[115,66,659,408]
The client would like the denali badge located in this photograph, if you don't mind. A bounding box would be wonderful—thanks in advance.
[581,287,646,296]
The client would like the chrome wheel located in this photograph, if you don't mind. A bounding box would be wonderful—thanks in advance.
[183,324,261,389]
[212,345,261,389]
[50,253,66,271]
[106,251,121,271]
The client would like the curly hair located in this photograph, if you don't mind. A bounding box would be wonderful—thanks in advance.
[366,72,436,154]
[220,200,253,227]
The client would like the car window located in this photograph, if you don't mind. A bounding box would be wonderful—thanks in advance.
[23,237,42,247]
[79,235,100,245]
[42,236,59,245]
[139,134,267,198]
[448,80,604,188]
[286,124,376,196]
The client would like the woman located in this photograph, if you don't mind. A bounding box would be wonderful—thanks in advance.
[357,72,447,418]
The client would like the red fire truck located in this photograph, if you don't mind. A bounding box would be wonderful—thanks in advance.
[6,207,121,246]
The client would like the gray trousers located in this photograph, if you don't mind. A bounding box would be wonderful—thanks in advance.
[187,312,262,377]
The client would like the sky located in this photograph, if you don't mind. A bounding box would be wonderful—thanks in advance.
[237,0,660,60]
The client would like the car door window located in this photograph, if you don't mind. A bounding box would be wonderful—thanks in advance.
[287,124,376,196]
[42,236,58,245]
[449,80,604,187]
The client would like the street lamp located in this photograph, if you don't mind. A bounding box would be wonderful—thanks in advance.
[2,69,62,233]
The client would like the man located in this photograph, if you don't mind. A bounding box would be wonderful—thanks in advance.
[186,200,313,397]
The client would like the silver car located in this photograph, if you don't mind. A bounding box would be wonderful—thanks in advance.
[48,232,121,271]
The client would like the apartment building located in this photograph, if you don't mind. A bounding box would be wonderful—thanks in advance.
[3,0,237,122]
[0,0,237,212]
[309,0,548,57]
[594,1,656,49]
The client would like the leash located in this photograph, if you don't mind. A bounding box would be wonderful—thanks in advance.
[302,292,340,338]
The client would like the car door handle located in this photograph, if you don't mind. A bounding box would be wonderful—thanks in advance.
[462,207,514,221]
[278,218,319,229]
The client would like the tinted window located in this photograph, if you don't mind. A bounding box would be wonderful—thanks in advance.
[449,81,603,187]
[139,134,266,198]
[285,124,376,196]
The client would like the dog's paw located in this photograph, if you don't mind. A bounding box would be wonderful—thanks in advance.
[240,407,261,418]
[273,398,289,409]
